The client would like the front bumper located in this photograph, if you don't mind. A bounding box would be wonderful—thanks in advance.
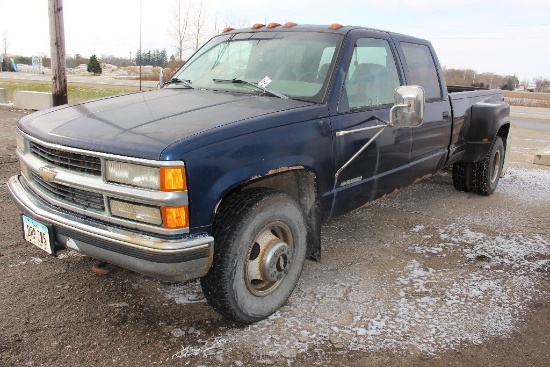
[7,175,214,282]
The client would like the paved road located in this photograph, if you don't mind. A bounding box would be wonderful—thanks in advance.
[510,106,550,131]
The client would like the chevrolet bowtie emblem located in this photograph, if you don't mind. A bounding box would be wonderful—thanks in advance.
[38,166,58,182]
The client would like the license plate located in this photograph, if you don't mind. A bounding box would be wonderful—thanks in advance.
[22,215,53,254]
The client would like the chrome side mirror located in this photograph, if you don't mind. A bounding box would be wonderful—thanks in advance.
[390,85,425,127]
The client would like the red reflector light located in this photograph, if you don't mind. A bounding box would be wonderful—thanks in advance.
[252,23,265,29]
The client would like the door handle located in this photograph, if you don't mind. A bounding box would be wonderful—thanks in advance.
[442,111,450,119]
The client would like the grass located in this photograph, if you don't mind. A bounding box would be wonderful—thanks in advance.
[0,81,136,104]
[503,90,550,108]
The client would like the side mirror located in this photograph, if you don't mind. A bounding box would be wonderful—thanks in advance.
[159,68,165,89]
[390,85,425,127]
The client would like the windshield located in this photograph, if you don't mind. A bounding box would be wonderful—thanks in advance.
[170,31,343,103]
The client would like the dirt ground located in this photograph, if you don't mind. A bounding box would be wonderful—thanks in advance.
[0,105,549,367]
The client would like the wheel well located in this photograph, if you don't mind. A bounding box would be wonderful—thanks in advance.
[244,169,316,212]
[217,169,322,261]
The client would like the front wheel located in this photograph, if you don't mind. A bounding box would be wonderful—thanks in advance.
[200,188,307,323]
[471,136,505,195]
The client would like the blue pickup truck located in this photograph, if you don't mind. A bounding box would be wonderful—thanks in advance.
[8,23,510,323]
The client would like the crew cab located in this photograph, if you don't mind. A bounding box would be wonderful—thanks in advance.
[7,23,510,323]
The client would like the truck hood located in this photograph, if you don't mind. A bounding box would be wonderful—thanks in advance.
[18,89,313,159]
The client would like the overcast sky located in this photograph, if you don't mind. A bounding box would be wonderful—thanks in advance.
[0,0,548,82]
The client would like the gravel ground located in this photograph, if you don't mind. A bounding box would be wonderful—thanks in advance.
[0,105,549,367]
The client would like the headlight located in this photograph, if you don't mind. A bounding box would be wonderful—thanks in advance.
[106,161,186,191]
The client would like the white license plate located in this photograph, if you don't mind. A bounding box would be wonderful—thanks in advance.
[22,215,53,254]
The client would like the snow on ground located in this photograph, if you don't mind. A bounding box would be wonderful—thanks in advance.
[498,167,550,203]
[160,167,549,360]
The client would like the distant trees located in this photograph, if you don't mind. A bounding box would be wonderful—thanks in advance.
[443,68,522,90]
[87,54,102,75]
[66,54,88,68]
[533,77,550,93]
[443,68,550,93]
[134,49,168,67]
[501,75,519,91]
[98,54,132,67]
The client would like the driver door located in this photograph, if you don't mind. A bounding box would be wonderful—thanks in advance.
[329,33,411,218]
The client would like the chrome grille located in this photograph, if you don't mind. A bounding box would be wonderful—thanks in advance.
[31,172,105,211]
[30,142,102,176]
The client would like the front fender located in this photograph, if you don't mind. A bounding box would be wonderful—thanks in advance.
[181,120,333,233]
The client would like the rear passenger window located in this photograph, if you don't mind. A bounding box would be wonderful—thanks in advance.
[400,42,442,101]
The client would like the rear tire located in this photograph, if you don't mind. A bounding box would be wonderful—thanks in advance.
[200,188,307,323]
[471,136,504,196]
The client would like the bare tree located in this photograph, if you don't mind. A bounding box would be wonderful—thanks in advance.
[2,31,8,57]
[1,31,8,72]
[190,1,208,51]
[533,76,550,93]
[169,0,191,62]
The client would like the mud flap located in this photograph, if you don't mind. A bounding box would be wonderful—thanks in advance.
[501,131,511,177]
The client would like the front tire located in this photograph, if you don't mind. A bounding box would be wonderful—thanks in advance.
[200,188,307,323]
[471,136,504,196]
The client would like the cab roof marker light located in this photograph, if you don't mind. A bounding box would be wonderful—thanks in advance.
[222,27,235,33]
[252,23,265,29]
[283,22,297,28]
[267,22,281,28]
[329,23,343,29]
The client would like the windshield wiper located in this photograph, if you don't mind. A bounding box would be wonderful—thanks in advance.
[213,78,288,99]
[165,78,195,89]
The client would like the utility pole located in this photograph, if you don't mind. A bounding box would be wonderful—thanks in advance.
[48,0,68,106]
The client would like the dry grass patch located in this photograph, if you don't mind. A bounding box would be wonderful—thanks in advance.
[503,90,550,108]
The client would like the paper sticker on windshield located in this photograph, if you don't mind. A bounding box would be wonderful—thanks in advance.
[258,76,272,89]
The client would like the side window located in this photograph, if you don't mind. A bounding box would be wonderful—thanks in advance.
[344,38,400,109]
[400,42,442,101]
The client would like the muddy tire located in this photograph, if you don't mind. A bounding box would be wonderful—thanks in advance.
[200,188,307,323]
[471,136,504,196]
[452,162,472,192]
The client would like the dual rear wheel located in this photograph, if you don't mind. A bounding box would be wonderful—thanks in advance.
[452,136,504,196]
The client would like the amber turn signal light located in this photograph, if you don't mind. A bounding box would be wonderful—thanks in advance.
[162,206,189,228]
[160,166,187,191]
